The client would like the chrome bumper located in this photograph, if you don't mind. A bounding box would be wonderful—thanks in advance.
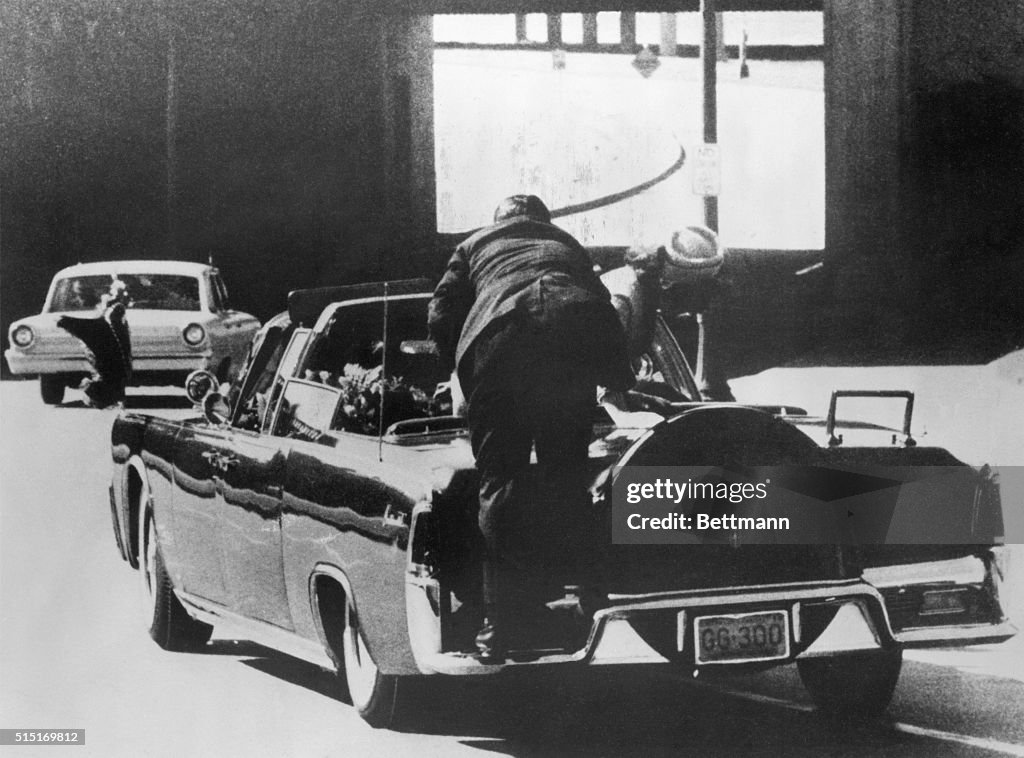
[4,350,93,375]
[408,559,1014,676]
[864,549,1016,649]
[5,350,211,375]
[410,579,891,675]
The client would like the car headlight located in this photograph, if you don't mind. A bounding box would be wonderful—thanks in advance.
[182,323,206,347]
[11,325,34,348]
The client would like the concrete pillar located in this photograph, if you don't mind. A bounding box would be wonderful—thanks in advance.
[715,13,728,61]
[165,30,178,257]
[901,0,1024,339]
[659,13,677,56]
[823,0,1024,348]
[380,14,436,256]
[620,12,636,52]
[824,0,905,264]
[701,0,719,234]
[515,14,527,43]
[821,0,908,348]
[582,13,598,47]
[547,14,562,47]
[739,26,749,77]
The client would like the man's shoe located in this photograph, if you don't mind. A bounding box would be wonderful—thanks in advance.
[474,617,506,664]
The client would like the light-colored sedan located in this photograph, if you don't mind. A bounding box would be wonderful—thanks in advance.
[5,260,260,404]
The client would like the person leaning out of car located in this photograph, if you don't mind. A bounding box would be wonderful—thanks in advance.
[601,225,734,412]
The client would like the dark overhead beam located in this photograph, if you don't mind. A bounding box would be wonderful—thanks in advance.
[400,0,821,13]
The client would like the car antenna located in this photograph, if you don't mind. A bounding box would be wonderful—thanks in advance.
[378,281,389,462]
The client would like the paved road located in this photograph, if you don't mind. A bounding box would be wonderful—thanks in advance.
[1,377,1022,758]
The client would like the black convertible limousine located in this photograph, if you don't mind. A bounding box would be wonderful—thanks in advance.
[109,278,1014,728]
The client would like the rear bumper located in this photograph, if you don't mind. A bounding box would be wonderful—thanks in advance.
[410,579,896,675]
[865,549,1016,649]
[407,550,1014,675]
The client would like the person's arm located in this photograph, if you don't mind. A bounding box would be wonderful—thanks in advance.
[608,292,633,342]
[598,388,665,430]
[567,239,614,300]
[427,246,473,373]
[591,298,636,392]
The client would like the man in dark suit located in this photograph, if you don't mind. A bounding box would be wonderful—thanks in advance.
[57,278,132,408]
[429,194,634,661]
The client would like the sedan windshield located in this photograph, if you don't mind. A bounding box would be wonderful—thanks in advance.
[50,275,116,311]
[50,274,201,312]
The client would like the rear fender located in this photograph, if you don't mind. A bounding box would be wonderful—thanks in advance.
[123,456,151,570]
[405,470,484,667]
[308,564,355,672]
[110,414,149,567]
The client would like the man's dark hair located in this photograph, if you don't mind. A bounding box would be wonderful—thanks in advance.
[493,194,552,224]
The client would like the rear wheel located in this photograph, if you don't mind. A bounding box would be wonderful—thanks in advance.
[619,406,825,655]
[40,376,65,405]
[138,506,212,651]
[797,649,903,718]
[342,599,405,728]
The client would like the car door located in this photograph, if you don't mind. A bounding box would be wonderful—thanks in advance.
[169,318,294,604]
[212,324,310,628]
[273,295,447,639]
[171,423,233,604]
[212,429,291,628]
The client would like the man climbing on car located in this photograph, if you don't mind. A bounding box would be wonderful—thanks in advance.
[429,194,635,662]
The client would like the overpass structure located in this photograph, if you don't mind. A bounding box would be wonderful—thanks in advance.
[2,0,1021,372]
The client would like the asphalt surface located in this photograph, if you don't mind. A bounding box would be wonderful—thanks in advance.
[1,370,1022,758]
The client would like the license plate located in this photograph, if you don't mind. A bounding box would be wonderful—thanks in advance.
[694,610,790,664]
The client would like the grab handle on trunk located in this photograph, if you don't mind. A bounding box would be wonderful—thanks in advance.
[826,390,915,447]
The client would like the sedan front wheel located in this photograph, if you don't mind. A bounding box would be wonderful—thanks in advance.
[40,375,65,405]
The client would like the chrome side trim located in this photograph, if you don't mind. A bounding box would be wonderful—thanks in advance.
[176,591,336,671]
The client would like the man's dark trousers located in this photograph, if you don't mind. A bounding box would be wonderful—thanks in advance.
[459,317,598,591]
